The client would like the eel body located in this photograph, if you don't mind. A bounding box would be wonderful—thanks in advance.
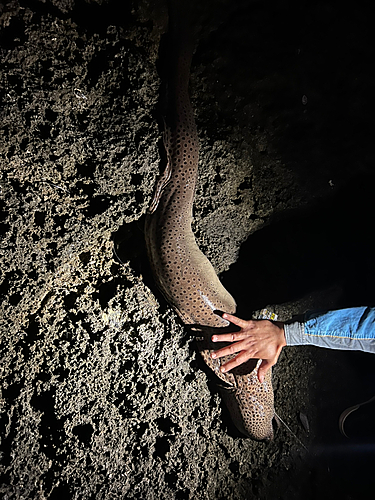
[144,6,274,440]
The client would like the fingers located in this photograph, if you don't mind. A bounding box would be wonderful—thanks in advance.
[208,313,283,380]
[217,353,274,381]
[257,359,273,383]
[222,312,248,328]
[217,350,253,373]
[211,332,247,343]
[211,344,244,360]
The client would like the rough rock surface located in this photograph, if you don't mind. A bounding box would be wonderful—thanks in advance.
[1,1,375,499]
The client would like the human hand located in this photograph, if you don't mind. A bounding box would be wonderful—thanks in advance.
[211,312,286,383]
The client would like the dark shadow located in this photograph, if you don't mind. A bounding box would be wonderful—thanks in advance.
[112,218,148,276]
[219,173,375,495]
[112,217,174,321]
[222,173,375,317]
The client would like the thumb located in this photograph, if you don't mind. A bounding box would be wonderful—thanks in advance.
[257,359,272,384]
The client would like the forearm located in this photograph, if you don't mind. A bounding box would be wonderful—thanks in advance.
[284,306,375,353]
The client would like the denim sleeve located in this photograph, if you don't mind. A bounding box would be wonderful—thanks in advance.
[284,306,375,353]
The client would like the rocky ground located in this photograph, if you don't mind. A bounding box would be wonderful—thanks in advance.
[1,0,375,499]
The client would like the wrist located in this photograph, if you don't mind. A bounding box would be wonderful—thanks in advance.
[275,321,287,348]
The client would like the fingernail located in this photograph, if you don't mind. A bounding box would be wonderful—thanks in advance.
[212,335,217,342]
[220,366,226,373]
[211,353,216,359]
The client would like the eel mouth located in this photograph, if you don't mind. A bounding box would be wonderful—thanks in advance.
[218,381,275,441]
[188,324,275,441]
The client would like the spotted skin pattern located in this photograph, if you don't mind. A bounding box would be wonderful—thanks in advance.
[144,10,274,441]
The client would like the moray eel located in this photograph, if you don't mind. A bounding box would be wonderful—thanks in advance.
[144,4,274,440]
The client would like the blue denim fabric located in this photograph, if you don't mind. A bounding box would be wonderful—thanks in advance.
[284,307,375,353]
